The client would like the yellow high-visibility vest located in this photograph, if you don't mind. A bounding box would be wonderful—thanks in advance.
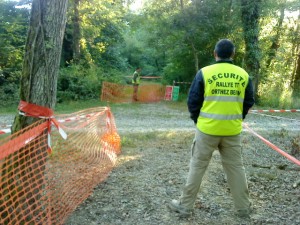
[132,71,141,84]
[197,63,249,136]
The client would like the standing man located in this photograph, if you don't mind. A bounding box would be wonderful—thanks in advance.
[168,39,255,219]
[132,67,142,101]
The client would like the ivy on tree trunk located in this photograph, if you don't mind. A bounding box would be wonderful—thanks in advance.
[292,11,300,98]
[12,0,69,133]
[241,0,261,100]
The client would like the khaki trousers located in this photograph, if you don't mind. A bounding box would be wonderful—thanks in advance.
[179,129,250,211]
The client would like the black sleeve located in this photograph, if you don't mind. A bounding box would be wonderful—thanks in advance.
[243,78,255,119]
[187,70,205,124]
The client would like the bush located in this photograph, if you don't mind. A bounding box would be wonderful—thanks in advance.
[57,64,124,102]
[0,83,19,108]
[258,84,300,109]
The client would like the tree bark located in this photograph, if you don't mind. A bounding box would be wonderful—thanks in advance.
[292,10,300,97]
[73,0,81,63]
[12,0,69,133]
[292,48,300,96]
[241,0,261,100]
[266,2,285,68]
[191,41,199,73]
[2,2,69,224]
[180,0,184,10]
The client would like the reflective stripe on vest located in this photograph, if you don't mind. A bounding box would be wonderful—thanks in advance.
[196,63,249,136]
[200,112,243,120]
[204,96,244,103]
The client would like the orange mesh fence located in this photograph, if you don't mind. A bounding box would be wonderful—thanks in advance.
[0,106,121,225]
[101,81,165,103]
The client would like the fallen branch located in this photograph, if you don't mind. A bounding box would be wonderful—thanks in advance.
[252,163,271,169]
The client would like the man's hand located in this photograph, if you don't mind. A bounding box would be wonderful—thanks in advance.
[190,114,198,124]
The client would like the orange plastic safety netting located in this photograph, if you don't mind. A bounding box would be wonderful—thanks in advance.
[101,81,165,103]
[0,106,121,225]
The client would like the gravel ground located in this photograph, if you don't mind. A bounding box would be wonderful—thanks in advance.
[1,102,300,225]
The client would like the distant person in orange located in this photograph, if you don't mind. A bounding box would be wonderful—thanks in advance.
[132,67,142,101]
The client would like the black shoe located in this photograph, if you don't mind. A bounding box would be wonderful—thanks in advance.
[236,208,251,219]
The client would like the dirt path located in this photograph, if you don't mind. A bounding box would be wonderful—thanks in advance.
[64,102,300,225]
[1,102,300,224]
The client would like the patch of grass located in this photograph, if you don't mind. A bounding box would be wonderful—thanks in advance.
[121,136,136,148]
[109,102,144,111]
[55,99,106,114]
[121,131,194,148]
[257,88,300,109]
[0,98,187,119]
[0,133,10,141]
[164,100,187,112]
[0,99,107,115]
[121,132,158,145]
[0,103,19,114]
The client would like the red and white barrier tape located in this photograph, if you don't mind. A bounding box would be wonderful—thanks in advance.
[243,123,300,166]
[57,114,94,123]
[250,112,300,122]
[0,113,97,134]
[1,108,299,134]
[250,109,300,113]
[14,101,67,154]
[0,128,11,135]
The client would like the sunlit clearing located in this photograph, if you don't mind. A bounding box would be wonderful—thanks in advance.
[129,0,143,12]
[117,154,141,166]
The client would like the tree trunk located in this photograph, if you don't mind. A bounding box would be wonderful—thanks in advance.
[73,0,81,63]
[241,0,261,100]
[180,0,198,72]
[12,0,69,133]
[292,11,300,98]
[292,49,300,96]
[180,0,184,10]
[191,41,199,72]
[266,2,285,68]
[1,1,68,223]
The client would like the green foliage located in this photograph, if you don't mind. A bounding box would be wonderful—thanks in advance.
[0,1,29,107]
[63,0,128,70]
[258,85,300,109]
[121,13,167,76]
[57,64,124,102]
[257,0,300,107]
[0,1,29,72]
[121,136,136,148]
[0,82,19,108]
[1,0,300,111]
[138,0,245,84]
